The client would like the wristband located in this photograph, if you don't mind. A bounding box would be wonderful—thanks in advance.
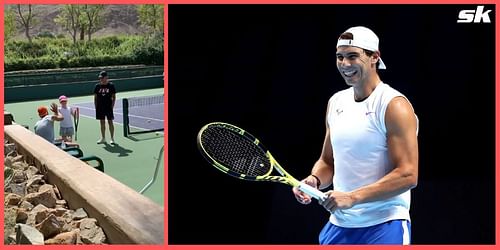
[310,174,321,188]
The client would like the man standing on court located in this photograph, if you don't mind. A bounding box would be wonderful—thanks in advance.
[94,70,116,145]
[292,26,419,245]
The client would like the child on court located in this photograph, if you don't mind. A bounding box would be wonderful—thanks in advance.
[57,95,78,142]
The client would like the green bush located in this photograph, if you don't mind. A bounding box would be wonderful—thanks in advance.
[131,35,164,65]
[5,57,57,71]
[36,31,56,39]
[5,35,164,71]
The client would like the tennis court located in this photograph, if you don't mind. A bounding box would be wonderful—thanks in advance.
[4,88,164,206]
[74,94,164,133]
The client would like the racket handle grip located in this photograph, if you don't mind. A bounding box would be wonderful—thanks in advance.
[298,183,327,201]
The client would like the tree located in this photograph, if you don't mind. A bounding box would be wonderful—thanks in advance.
[138,5,164,34]
[16,4,37,43]
[4,8,16,41]
[55,5,85,44]
[83,5,104,41]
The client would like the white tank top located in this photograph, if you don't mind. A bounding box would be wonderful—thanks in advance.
[58,106,74,128]
[326,82,418,228]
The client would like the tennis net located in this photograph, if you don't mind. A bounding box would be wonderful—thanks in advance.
[122,94,164,137]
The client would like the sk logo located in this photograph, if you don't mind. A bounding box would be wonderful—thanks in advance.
[457,6,492,23]
[336,109,343,115]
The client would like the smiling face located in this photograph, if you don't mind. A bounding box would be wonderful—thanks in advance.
[336,46,377,87]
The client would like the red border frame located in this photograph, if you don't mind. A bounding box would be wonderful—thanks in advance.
[1,1,497,250]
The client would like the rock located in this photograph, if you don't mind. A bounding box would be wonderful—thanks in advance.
[61,220,75,233]
[11,161,29,171]
[5,182,26,197]
[79,218,106,244]
[4,207,18,242]
[12,155,24,163]
[12,169,27,183]
[24,189,57,208]
[52,185,62,200]
[35,214,61,239]
[26,175,45,193]
[26,204,49,226]
[4,143,16,156]
[38,184,57,201]
[15,224,44,245]
[55,199,67,208]
[25,166,40,180]
[20,201,34,210]
[4,149,107,245]
[5,193,22,206]
[4,156,14,167]
[52,207,68,217]
[73,229,83,244]
[16,208,29,223]
[44,231,77,244]
[72,208,88,220]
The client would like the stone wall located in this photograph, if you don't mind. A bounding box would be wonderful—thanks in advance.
[5,143,107,245]
[4,124,164,244]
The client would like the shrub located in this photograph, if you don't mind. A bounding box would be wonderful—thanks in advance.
[5,35,164,71]
[36,31,56,39]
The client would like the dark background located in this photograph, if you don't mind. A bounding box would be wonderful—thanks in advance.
[168,5,495,244]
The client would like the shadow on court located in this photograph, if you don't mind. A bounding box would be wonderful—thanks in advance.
[101,143,133,157]
[126,133,164,142]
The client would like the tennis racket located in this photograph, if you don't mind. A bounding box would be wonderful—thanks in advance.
[74,107,79,141]
[197,122,327,201]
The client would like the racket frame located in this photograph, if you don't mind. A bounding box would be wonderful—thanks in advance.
[74,107,79,141]
[197,122,326,200]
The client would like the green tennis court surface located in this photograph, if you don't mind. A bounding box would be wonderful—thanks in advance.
[4,88,164,206]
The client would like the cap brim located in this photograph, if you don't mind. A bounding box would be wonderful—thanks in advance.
[378,57,387,70]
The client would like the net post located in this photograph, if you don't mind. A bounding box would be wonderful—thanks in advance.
[123,98,129,137]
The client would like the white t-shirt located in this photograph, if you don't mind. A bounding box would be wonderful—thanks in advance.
[327,82,418,228]
[34,115,55,143]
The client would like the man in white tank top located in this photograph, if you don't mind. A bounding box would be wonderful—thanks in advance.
[292,26,419,245]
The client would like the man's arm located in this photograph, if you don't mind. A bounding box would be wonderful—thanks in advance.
[111,93,116,109]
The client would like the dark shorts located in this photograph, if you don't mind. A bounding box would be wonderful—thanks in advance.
[96,107,114,120]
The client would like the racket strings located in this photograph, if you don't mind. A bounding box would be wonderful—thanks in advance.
[201,126,271,177]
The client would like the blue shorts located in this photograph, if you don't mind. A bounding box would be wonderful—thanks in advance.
[319,219,411,245]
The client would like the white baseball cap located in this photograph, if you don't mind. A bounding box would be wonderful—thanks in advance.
[336,26,386,69]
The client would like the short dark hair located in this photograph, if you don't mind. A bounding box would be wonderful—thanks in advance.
[98,71,108,78]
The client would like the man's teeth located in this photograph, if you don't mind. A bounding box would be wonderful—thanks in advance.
[344,70,356,77]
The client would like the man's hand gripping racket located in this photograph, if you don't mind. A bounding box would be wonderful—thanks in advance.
[197,122,327,201]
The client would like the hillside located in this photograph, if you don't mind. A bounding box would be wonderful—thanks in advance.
[6,4,148,40]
